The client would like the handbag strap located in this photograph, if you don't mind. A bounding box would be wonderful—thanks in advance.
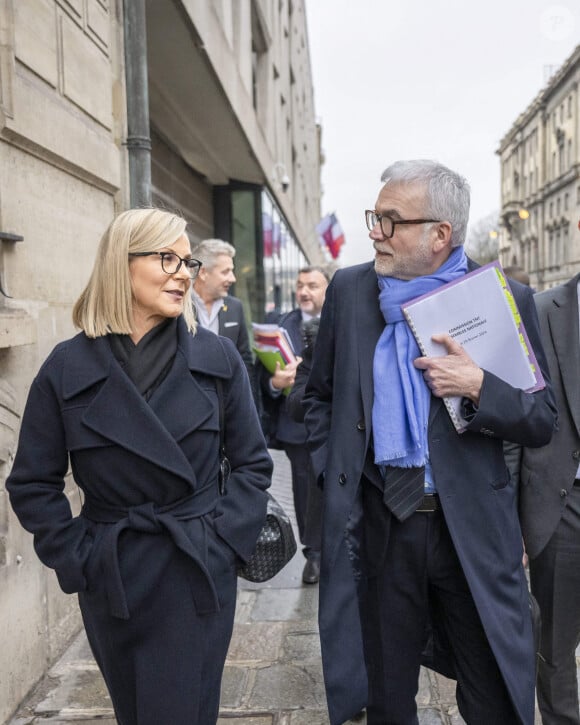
[215,378,229,495]
[216,377,225,454]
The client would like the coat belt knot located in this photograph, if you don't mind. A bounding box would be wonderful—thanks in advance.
[127,502,162,534]
[82,482,221,620]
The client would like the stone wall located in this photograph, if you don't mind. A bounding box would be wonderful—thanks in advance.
[0,1,127,721]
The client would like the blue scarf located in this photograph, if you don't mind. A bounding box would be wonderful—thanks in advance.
[372,247,468,468]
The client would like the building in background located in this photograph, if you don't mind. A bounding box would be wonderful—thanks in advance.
[0,1,322,720]
[497,44,580,290]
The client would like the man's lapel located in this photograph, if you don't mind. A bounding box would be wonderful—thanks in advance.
[547,276,580,436]
[357,264,384,426]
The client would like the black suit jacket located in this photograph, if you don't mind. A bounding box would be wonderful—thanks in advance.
[195,294,256,399]
[519,274,580,559]
[217,295,253,370]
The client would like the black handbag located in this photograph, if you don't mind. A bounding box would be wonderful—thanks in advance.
[238,492,297,582]
[215,380,297,582]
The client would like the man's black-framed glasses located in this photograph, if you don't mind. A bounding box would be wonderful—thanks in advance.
[364,210,440,239]
[129,251,202,279]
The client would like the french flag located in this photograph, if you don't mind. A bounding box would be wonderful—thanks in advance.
[262,211,273,257]
[316,212,345,260]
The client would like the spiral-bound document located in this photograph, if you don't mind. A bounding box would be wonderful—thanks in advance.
[401,261,545,433]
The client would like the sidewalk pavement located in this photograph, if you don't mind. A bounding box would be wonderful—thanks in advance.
[7,450,553,724]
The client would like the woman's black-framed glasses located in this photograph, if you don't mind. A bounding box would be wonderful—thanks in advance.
[129,251,202,279]
[364,210,440,239]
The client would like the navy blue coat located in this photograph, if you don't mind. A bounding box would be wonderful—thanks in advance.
[259,307,306,445]
[6,318,272,724]
[303,261,557,725]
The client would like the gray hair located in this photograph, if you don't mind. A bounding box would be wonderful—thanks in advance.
[380,160,470,247]
[191,238,236,270]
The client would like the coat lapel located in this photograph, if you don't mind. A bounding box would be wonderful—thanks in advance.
[150,324,232,442]
[62,321,233,484]
[81,361,198,482]
[357,264,384,428]
[547,276,580,436]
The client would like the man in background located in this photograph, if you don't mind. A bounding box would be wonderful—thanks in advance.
[191,239,254,381]
[519,270,580,725]
[504,265,532,288]
[259,266,330,584]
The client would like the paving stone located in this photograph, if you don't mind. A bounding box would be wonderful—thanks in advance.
[416,667,434,706]
[33,719,116,724]
[281,629,322,663]
[30,712,117,725]
[418,707,445,724]
[447,704,467,724]
[48,633,95,676]
[220,665,250,709]
[234,589,259,624]
[288,709,330,724]
[227,621,287,662]
[432,671,457,706]
[289,710,367,724]
[217,717,273,724]
[250,664,326,709]
[34,669,112,714]
[251,587,318,623]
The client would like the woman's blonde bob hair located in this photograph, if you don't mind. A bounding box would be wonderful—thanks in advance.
[73,208,197,338]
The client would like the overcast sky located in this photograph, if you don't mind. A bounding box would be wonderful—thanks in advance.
[304,0,580,267]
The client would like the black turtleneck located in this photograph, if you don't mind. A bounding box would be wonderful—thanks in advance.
[108,318,178,401]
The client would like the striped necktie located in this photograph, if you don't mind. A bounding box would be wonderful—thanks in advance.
[382,465,425,522]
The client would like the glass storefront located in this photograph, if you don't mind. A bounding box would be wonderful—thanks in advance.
[215,183,308,327]
[260,189,307,317]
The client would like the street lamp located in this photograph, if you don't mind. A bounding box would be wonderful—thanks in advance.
[501,207,530,239]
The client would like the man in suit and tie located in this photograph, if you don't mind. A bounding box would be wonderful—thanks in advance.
[191,239,254,381]
[259,266,330,584]
[519,269,580,724]
[303,159,557,725]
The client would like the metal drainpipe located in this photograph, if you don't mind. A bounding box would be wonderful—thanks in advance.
[123,0,151,207]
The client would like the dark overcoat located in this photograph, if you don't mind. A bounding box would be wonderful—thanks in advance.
[519,273,580,558]
[303,261,557,725]
[259,307,306,445]
[6,318,272,725]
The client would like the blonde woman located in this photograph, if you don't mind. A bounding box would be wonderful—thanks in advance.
[7,208,272,724]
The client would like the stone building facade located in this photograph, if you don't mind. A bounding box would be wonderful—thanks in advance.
[497,44,580,290]
[0,1,323,721]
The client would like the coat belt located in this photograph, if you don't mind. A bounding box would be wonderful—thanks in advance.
[82,483,220,620]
